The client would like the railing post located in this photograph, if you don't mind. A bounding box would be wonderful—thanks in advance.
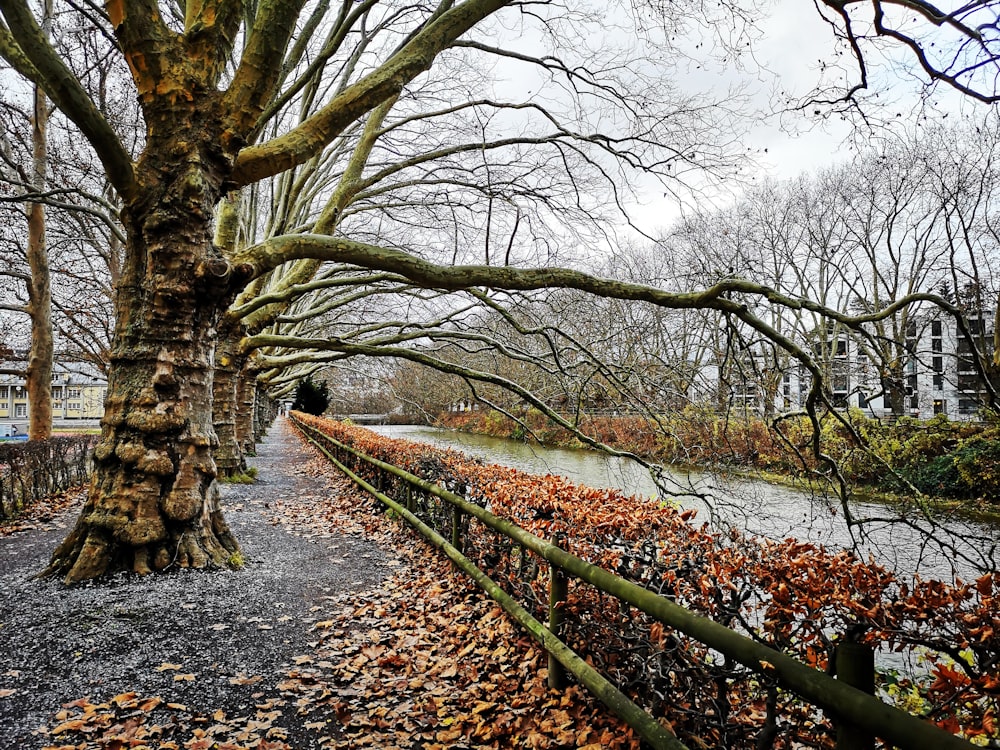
[548,531,568,690]
[404,484,414,513]
[834,635,875,750]
[451,503,462,551]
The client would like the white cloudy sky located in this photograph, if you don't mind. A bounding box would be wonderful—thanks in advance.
[749,2,856,167]
[620,0,993,233]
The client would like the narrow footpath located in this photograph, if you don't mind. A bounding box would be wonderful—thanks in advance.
[0,418,636,750]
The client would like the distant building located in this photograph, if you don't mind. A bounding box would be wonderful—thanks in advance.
[703,313,997,421]
[0,356,107,422]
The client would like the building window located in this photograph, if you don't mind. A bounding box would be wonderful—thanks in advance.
[933,374,943,390]
[14,387,25,398]
[69,402,81,411]
[959,398,978,415]
[910,395,919,410]
[0,386,7,399]
[932,356,943,373]
[934,399,945,415]
[833,371,849,393]
[958,372,982,391]
[68,387,81,399]
[932,338,942,353]
[931,320,942,337]
[14,404,27,418]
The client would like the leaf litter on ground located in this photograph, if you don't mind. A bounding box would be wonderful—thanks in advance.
[262,442,642,749]
[0,487,87,538]
[24,423,642,749]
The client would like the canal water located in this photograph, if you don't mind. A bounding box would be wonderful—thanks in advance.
[371,424,996,582]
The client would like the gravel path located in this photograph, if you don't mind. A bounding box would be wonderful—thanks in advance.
[0,418,397,750]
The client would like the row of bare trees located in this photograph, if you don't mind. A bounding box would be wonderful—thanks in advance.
[363,120,1000,427]
[0,0,998,584]
[0,0,125,440]
[664,122,1000,418]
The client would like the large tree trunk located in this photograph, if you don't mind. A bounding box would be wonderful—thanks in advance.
[26,10,53,442]
[45,102,241,582]
[237,362,259,457]
[882,365,907,418]
[213,319,247,477]
[254,383,276,443]
[25,192,53,442]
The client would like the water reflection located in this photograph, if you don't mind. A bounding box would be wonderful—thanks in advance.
[371,424,996,581]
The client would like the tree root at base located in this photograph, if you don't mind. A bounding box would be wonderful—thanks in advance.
[42,516,242,584]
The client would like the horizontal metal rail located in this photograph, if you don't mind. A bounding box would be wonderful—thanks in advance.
[292,416,976,750]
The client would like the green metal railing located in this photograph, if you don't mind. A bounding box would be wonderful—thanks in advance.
[292,415,976,750]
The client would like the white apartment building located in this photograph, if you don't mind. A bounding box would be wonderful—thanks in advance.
[698,314,996,421]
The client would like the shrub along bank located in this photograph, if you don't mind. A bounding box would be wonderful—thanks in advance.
[438,409,1000,509]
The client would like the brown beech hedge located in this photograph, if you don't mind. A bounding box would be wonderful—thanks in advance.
[294,412,999,747]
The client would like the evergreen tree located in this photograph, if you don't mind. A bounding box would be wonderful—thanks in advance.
[292,377,330,416]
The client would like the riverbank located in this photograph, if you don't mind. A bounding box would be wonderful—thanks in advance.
[304,412,1000,745]
[435,409,1000,516]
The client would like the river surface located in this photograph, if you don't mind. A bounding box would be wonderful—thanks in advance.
[371,424,996,582]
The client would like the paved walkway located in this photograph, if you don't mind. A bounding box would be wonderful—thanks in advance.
[0,418,396,749]
[0,418,632,750]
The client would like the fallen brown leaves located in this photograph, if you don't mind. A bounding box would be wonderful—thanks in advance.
[33,430,641,750]
[39,692,292,750]
[0,487,86,537]
[264,441,642,749]
[293,413,1000,745]
[276,574,636,749]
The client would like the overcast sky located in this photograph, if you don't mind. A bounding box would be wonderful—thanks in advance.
[623,0,993,234]
[1,0,987,241]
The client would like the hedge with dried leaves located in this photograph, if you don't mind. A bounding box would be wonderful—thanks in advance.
[0,436,97,521]
[293,412,999,748]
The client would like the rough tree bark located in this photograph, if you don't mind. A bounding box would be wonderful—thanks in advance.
[236,361,259,457]
[882,362,908,417]
[25,0,52,441]
[209,191,248,476]
[45,69,242,581]
[212,318,247,477]
[46,198,241,579]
